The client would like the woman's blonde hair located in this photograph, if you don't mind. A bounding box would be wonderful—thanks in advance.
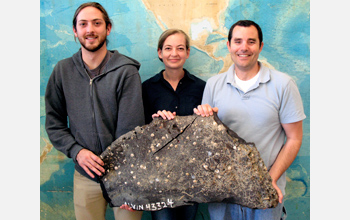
[157,29,190,62]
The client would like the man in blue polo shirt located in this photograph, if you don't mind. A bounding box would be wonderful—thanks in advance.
[194,20,306,220]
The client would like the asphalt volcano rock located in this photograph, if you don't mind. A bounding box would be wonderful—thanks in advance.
[99,114,279,211]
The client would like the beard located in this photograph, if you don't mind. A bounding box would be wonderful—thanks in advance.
[79,34,107,52]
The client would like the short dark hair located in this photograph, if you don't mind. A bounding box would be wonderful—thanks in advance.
[228,20,263,47]
[72,2,112,41]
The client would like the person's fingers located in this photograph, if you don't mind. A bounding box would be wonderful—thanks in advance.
[76,149,105,177]
[153,111,176,120]
[157,110,167,120]
[90,153,104,166]
[193,107,200,115]
[194,105,218,117]
[120,204,135,212]
[271,181,283,203]
[83,160,102,177]
[162,110,174,120]
[206,106,213,116]
[82,166,95,178]
[88,156,105,175]
[152,113,160,119]
[197,105,211,116]
[196,105,204,116]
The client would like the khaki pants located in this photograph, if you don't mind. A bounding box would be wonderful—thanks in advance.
[74,171,143,220]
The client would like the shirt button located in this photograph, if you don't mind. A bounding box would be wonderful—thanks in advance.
[175,106,178,109]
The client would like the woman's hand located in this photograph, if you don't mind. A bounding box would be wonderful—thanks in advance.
[152,110,176,120]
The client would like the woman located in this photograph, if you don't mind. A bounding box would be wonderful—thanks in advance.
[142,29,206,219]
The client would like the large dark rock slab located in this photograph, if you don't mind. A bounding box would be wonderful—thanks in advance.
[99,114,278,211]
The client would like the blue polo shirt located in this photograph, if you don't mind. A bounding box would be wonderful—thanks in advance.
[142,69,206,124]
[202,62,306,195]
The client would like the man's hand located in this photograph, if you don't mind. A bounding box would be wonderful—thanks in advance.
[271,180,283,203]
[193,104,218,117]
[152,110,176,120]
[76,149,105,178]
[269,120,303,204]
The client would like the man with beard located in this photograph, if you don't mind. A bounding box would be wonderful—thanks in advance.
[45,2,144,220]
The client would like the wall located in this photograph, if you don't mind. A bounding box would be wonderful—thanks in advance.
[40,0,310,219]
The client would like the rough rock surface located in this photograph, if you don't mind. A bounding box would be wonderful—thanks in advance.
[99,114,279,211]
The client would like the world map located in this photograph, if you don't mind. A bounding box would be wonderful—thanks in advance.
[40,0,310,219]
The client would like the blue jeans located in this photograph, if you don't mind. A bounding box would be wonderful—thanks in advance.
[208,201,286,220]
[151,203,198,220]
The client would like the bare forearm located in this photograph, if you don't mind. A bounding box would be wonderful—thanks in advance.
[269,121,303,203]
[269,121,303,181]
[269,138,302,182]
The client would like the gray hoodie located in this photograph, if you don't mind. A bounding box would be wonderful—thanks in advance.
[45,49,145,182]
